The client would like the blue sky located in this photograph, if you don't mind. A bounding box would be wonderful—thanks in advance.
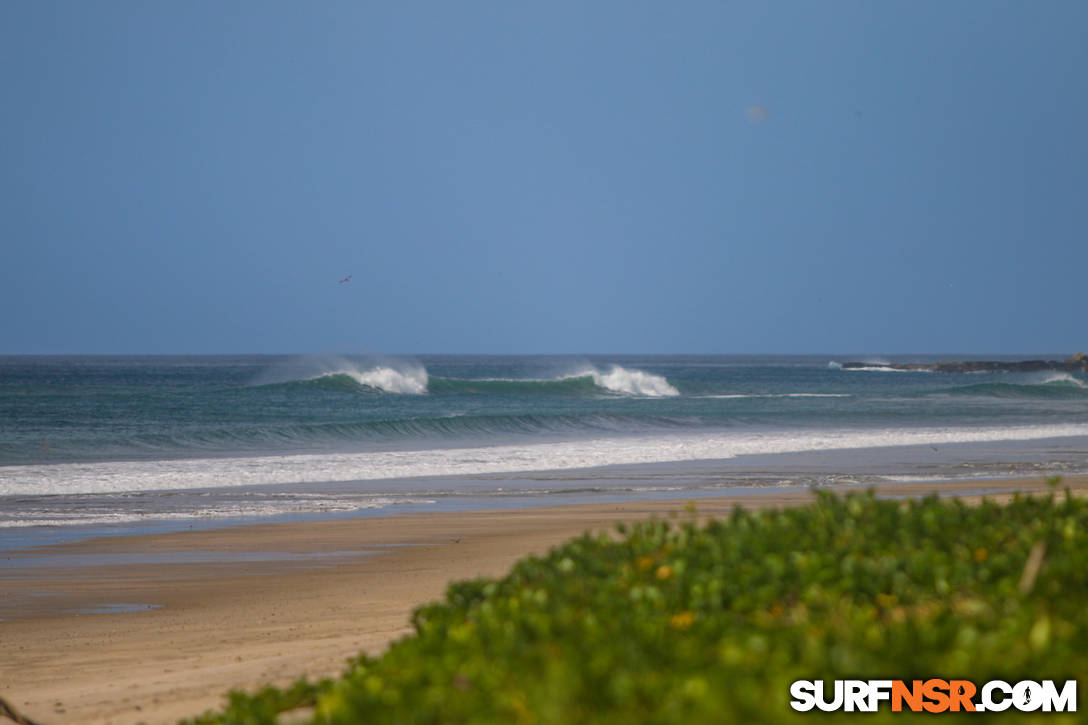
[3,1,1086,355]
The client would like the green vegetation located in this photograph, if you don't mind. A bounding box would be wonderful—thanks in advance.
[187,484,1087,723]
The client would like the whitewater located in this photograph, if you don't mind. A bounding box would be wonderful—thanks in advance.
[3,354,1088,534]
[4,422,1088,498]
[279,358,680,397]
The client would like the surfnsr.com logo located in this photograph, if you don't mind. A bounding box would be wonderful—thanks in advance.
[790,679,1077,713]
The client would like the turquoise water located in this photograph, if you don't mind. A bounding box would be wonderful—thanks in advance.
[2,354,1087,535]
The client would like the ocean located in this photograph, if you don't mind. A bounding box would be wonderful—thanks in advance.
[3,353,1088,548]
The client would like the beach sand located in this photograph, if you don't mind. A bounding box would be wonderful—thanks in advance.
[2,475,1085,724]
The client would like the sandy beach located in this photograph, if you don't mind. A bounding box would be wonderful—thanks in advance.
[2,475,1085,725]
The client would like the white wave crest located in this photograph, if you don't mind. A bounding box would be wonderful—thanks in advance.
[588,365,679,397]
[458,366,678,397]
[342,364,429,394]
[256,355,429,394]
[1036,373,1087,389]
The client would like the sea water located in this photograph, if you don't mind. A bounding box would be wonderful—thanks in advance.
[2,354,1087,545]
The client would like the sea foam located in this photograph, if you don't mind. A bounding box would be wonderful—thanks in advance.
[6,423,1088,498]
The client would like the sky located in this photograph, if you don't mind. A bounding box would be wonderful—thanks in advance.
[2,1,1087,355]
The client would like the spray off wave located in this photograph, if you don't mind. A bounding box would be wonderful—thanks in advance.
[431,365,679,397]
[267,360,678,397]
[8,354,1088,532]
[336,364,428,394]
[578,365,680,397]
[256,357,429,395]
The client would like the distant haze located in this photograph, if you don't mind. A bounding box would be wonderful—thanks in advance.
[2,2,1086,354]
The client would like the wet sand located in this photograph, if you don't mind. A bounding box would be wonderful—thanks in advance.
[2,475,1084,724]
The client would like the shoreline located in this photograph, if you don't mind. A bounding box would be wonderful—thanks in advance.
[1,475,1085,724]
[9,430,1088,552]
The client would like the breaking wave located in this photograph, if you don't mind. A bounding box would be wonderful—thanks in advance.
[937,373,1088,399]
[431,364,678,397]
[261,362,678,397]
[341,364,429,394]
[256,358,429,394]
[585,365,680,397]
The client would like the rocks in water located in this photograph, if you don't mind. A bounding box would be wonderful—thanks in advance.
[840,355,1088,373]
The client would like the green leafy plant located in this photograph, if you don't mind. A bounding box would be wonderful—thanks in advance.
[188,487,1087,723]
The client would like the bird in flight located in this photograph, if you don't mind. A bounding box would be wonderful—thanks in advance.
[339,274,352,284]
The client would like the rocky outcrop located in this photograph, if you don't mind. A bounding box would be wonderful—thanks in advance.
[841,354,1088,373]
